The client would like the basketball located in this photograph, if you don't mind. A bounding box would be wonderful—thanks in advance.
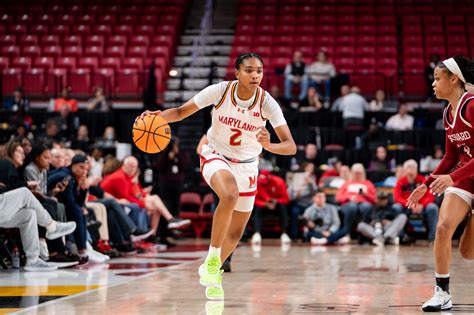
[132,114,171,154]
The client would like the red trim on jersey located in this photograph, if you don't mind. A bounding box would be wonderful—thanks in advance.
[239,190,257,197]
[214,81,232,110]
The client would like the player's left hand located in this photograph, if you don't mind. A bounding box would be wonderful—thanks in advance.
[429,174,454,195]
[256,127,271,149]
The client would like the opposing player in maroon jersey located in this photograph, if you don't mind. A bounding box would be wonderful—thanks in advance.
[407,56,474,312]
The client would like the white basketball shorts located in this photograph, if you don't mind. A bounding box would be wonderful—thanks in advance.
[199,145,258,212]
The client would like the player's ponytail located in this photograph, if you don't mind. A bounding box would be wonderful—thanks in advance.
[235,52,264,70]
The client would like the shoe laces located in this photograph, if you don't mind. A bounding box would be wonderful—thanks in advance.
[206,255,221,275]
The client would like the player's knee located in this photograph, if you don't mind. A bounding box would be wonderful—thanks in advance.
[228,229,244,243]
[436,220,453,238]
[220,189,239,207]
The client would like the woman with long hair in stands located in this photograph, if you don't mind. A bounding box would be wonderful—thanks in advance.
[407,56,474,312]
[138,52,296,300]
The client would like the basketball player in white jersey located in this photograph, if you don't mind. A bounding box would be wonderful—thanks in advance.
[137,53,296,300]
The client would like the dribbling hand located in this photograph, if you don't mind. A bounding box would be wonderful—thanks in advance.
[135,110,161,123]
[406,184,427,209]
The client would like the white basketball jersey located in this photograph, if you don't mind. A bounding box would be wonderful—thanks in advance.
[193,80,286,161]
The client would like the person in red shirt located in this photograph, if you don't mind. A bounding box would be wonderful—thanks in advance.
[330,163,376,244]
[54,87,78,112]
[407,56,474,311]
[251,170,290,245]
[393,159,438,241]
[100,156,190,242]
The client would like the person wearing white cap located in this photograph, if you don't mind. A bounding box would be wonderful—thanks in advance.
[407,55,474,312]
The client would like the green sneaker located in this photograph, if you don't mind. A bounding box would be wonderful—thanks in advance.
[198,253,222,287]
[206,284,224,301]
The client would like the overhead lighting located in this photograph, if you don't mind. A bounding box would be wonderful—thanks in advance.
[169,69,178,77]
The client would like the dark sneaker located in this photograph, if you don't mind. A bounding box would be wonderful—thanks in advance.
[115,244,137,255]
[221,259,232,273]
[48,252,80,268]
[130,229,154,242]
[78,256,89,265]
[167,218,191,230]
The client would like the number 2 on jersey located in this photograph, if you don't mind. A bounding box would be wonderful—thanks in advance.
[229,128,242,146]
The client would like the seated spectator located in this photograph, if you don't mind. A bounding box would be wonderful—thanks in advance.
[323,165,351,189]
[385,104,414,131]
[57,102,79,140]
[357,192,407,246]
[3,87,30,112]
[420,146,444,174]
[303,190,340,245]
[0,187,76,271]
[284,51,308,101]
[39,119,63,143]
[360,118,387,150]
[97,126,117,147]
[288,162,318,239]
[332,86,368,128]
[100,156,190,244]
[18,136,33,156]
[331,85,350,111]
[87,87,112,112]
[368,146,390,172]
[299,87,324,112]
[307,51,336,102]
[71,125,92,152]
[89,148,104,179]
[251,170,290,245]
[24,141,80,266]
[369,90,386,112]
[317,164,376,245]
[50,147,66,171]
[393,159,438,242]
[382,165,404,187]
[48,154,107,263]
[318,158,342,187]
[54,87,78,112]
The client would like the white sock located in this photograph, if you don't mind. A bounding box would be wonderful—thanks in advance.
[46,221,57,233]
[207,246,221,259]
[435,273,450,278]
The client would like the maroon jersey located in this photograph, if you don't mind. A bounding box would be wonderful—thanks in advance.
[425,92,474,191]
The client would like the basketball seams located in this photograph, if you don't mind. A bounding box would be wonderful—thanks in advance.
[132,115,171,153]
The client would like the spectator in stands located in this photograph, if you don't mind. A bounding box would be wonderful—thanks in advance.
[357,191,407,246]
[87,87,112,112]
[54,87,78,112]
[97,126,116,147]
[71,125,91,152]
[318,158,342,187]
[331,85,350,111]
[303,190,340,245]
[12,125,33,141]
[332,86,368,128]
[47,154,106,263]
[288,162,318,240]
[63,149,75,167]
[269,85,288,111]
[100,156,190,244]
[393,159,438,242]
[360,118,387,149]
[18,136,32,156]
[368,146,390,172]
[50,147,66,171]
[307,51,336,102]
[299,87,324,112]
[369,90,386,112]
[385,104,414,131]
[3,87,30,112]
[24,142,79,266]
[420,145,444,174]
[313,163,376,245]
[0,186,76,271]
[89,148,104,179]
[39,119,62,143]
[425,54,440,100]
[284,51,308,101]
[251,170,291,245]
[383,165,404,187]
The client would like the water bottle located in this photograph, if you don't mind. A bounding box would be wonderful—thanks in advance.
[12,247,20,269]
[355,136,362,150]
[374,222,383,238]
[144,168,153,184]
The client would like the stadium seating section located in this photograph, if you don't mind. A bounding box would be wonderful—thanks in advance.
[0,0,189,98]
[229,0,473,98]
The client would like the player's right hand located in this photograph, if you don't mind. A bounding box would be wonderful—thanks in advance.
[136,110,161,122]
[406,184,427,209]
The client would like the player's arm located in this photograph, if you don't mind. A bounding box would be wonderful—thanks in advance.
[257,124,297,155]
[139,99,201,124]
